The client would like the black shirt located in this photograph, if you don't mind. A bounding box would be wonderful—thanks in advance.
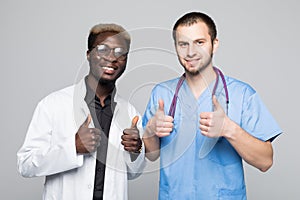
[84,79,116,200]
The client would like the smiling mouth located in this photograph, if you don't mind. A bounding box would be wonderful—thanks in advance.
[186,58,200,62]
[102,66,116,71]
[185,59,200,66]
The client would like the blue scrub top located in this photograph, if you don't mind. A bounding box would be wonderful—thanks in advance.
[142,75,282,200]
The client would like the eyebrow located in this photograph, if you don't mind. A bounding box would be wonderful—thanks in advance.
[177,37,207,43]
[177,41,189,44]
[98,43,127,49]
[194,38,207,42]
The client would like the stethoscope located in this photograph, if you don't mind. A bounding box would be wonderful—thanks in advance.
[168,66,229,118]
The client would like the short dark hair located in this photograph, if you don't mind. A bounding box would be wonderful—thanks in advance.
[87,23,131,51]
[172,12,217,43]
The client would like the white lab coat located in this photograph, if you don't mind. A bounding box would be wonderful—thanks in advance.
[17,78,145,200]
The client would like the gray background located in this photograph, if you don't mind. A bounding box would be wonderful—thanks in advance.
[1,0,299,199]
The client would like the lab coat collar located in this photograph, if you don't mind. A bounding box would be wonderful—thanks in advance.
[73,78,121,129]
[84,77,117,114]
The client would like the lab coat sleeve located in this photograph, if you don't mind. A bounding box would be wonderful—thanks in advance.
[123,104,146,180]
[124,141,146,180]
[17,98,83,178]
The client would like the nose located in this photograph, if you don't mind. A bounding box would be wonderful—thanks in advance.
[103,50,118,62]
[187,44,196,58]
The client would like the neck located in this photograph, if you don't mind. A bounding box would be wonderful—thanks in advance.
[86,75,115,105]
[185,66,216,99]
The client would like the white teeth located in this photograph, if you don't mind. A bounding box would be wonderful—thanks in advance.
[102,67,115,71]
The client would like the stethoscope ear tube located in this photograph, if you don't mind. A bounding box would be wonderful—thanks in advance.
[168,74,185,117]
[168,67,229,118]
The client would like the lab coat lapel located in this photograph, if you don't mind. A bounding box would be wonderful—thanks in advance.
[105,94,130,169]
[73,78,95,128]
[103,94,130,200]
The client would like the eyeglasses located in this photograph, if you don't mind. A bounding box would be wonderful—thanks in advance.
[94,44,128,61]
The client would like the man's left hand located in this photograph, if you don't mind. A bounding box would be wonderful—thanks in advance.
[199,96,227,138]
[121,116,142,153]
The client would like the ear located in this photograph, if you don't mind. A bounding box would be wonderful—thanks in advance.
[212,38,219,54]
[86,50,90,60]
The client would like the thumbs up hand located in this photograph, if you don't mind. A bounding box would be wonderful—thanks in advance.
[75,114,101,154]
[121,116,142,153]
[146,99,174,138]
[199,96,228,138]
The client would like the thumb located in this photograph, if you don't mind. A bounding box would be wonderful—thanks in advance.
[82,114,92,127]
[158,99,165,113]
[131,116,139,128]
[212,95,222,112]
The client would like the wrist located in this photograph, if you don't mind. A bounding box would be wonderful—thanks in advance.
[134,139,143,154]
[145,119,154,136]
[222,118,239,140]
[129,142,143,162]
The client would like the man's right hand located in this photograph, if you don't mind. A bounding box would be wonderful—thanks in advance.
[75,114,101,154]
[146,99,174,138]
